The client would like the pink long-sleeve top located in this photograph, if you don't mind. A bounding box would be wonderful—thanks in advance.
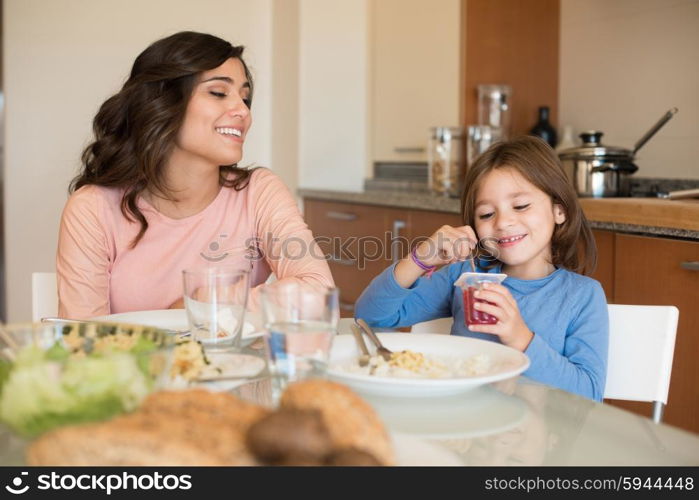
[56,168,334,319]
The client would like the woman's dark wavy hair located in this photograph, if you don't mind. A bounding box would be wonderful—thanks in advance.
[460,135,597,275]
[70,31,255,247]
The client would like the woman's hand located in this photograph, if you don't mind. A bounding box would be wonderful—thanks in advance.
[393,225,477,288]
[467,282,534,352]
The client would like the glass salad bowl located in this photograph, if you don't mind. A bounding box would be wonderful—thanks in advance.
[0,321,176,438]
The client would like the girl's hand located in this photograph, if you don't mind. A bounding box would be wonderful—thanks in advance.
[467,283,534,352]
[393,225,478,288]
[414,225,478,267]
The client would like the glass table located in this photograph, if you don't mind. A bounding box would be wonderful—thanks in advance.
[228,375,699,466]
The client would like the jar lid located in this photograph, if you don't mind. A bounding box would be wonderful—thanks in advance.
[557,130,632,159]
[477,84,512,97]
[430,127,464,140]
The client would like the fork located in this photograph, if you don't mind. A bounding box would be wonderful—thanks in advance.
[349,323,371,367]
[356,318,393,362]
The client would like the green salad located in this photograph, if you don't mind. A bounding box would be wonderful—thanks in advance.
[0,325,170,438]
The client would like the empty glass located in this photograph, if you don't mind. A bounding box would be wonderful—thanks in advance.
[182,266,250,351]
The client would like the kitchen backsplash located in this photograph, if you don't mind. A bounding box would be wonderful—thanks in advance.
[366,162,699,198]
[629,177,699,197]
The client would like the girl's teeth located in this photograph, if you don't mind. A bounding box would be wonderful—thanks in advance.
[500,235,524,243]
[216,127,242,137]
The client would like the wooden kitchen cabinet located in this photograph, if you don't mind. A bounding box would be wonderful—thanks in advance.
[590,229,615,300]
[408,209,463,242]
[304,200,463,317]
[370,0,461,164]
[607,234,699,434]
[304,199,411,317]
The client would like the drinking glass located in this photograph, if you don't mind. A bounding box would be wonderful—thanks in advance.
[182,266,250,352]
[260,282,339,399]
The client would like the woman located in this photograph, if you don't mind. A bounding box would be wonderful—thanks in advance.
[57,31,333,318]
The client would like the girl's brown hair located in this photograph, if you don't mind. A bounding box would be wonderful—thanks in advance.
[460,135,596,275]
[70,31,256,247]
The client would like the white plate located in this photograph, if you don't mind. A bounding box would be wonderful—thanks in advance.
[91,309,265,347]
[362,386,527,439]
[326,333,529,397]
[198,353,266,381]
[194,352,267,392]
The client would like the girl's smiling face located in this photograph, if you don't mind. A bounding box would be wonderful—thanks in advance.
[474,167,566,280]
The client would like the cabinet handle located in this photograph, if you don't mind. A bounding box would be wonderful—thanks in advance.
[326,211,357,221]
[328,255,357,267]
[339,301,355,312]
[391,220,407,264]
[680,261,699,271]
[394,147,425,153]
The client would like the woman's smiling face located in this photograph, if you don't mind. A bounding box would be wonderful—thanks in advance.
[474,167,566,279]
[172,57,252,170]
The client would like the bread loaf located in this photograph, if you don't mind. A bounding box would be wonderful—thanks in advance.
[26,415,230,466]
[280,379,394,465]
[26,388,268,466]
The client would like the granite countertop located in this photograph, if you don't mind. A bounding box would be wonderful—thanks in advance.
[298,188,699,241]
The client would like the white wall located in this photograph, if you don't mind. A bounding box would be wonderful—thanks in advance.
[297,0,368,192]
[560,0,699,179]
[271,0,300,194]
[3,0,274,321]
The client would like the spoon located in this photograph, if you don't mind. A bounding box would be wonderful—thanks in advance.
[356,318,393,362]
[349,323,371,367]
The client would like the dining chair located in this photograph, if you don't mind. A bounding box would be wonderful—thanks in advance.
[604,304,679,423]
[31,271,58,322]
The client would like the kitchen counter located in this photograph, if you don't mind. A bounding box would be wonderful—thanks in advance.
[298,188,699,240]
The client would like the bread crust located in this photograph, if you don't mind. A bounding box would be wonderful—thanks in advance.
[26,389,268,466]
[26,417,228,466]
[280,379,394,465]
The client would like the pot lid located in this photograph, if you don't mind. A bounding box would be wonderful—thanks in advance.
[558,131,632,159]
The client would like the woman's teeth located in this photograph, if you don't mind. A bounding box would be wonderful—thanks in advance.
[499,235,525,244]
[216,127,242,137]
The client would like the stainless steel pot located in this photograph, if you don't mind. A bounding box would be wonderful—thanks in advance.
[558,108,677,197]
[559,131,638,197]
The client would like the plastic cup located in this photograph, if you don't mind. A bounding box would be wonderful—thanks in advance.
[454,272,507,326]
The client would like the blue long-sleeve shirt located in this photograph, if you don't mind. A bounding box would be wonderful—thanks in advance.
[354,261,609,401]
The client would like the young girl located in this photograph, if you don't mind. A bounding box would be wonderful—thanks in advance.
[355,136,608,401]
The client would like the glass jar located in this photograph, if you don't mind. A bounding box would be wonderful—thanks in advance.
[428,126,464,197]
[466,125,504,167]
[477,84,512,139]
